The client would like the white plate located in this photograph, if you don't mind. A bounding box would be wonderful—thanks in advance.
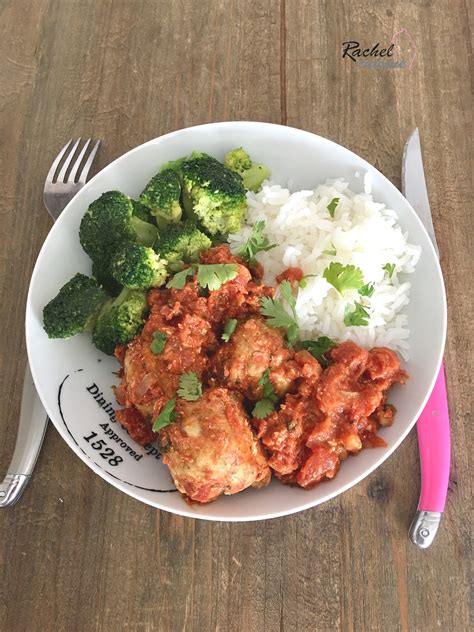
[26,122,446,521]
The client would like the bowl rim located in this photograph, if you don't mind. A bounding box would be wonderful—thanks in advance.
[26,121,447,521]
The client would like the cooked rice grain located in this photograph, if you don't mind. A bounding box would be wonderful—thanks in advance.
[229,179,421,360]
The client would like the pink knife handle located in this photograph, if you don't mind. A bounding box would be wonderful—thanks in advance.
[416,363,451,512]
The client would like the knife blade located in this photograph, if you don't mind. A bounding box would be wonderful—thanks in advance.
[402,128,451,549]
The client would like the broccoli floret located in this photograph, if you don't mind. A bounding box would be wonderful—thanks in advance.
[131,199,154,223]
[224,147,252,172]
[224,147,270,192]
[160,156,187,174]
[92,260,123,297]
[156,222,212,265]
[43,273,108,339]
[160,151,209,174]
[79,191,159,264]
[92,288,148,355]
[139,169,182,228]
[109,242,168,289]
[181,155,247,236]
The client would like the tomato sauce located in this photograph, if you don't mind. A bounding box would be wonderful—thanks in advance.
[113,245,408,500]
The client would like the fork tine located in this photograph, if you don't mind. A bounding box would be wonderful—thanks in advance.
[45,140,72,183]
[78,140,101,184]
[68,138,91,183]
[56,138,81,183]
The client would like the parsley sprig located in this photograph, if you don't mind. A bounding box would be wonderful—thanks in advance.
[178,372,202,401]
[238,221,276,264]
[323,262,364,294]
[252,369,278,419]
[152,398,177,432]
[260,280,299,346]
[167,263,239,291]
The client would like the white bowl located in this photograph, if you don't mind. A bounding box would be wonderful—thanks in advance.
[26,122,446,521]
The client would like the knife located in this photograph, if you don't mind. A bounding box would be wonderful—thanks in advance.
[402,128,451,549]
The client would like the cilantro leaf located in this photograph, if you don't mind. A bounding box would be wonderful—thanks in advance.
[322,244,337,256]
[298,275,318,290]
[166,264,239,292]
[279,280,297,317]
[196,264,239,291]
[150,330,168,355]
[260,295,299,347]
[383,263,396,278]
[178,371,202,401]
[252,398,276,419]
[359,282,375,297]
[152,398,177,432]
[166,266,196,289]
[222,318,238,342]
[323,262,365,294]
[252,369,278,419]
[327,197,340,218]
[301,336,336,367]
[343,302,370,327]
[258,369,276,399]
[238,221,276,264]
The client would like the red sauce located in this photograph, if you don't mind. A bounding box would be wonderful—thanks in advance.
[276,267,304,285]
[113,245,408,501]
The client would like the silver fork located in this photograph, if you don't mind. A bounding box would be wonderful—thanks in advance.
[0,138,101,507]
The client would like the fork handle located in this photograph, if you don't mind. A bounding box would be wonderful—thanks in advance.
[0,363,49,507]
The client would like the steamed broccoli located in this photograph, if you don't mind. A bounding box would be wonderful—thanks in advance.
[224,147,270,192]
[109,242,168,289]
[160,151,209,174]
[180,155,247,236]
[139,169,182,227]
[43,273,108,339]
[79,191,159,264]
[131,199,154,223]
[92,260,123,297]
[156,222,212,265]
[92,288,148,355]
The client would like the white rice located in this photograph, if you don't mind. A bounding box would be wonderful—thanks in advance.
[228,178,421,360]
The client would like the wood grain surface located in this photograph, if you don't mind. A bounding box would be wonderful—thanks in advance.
[0,1,472,630]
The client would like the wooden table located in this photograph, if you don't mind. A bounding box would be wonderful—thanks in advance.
[0,1,471,630]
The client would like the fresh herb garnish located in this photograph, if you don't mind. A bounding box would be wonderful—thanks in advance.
[166,263,239,291]
[298,274,317,289]
[322,244,337,256]
[252,369,278,419]
[301,336,336,367]
[150,330,168,355]
[252,398,276,419]
[152,398,177,432]
[383,263,396,278]
[260,280,299,346]
[327,197,340,218]
[323,262,364,294]
[166,266,196,289]
[359,282,375,297]
[238,221,276,264]
[178,371,203,401]
[222,318,238,342]
[343,302,370,327]
[196,264,239,291]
